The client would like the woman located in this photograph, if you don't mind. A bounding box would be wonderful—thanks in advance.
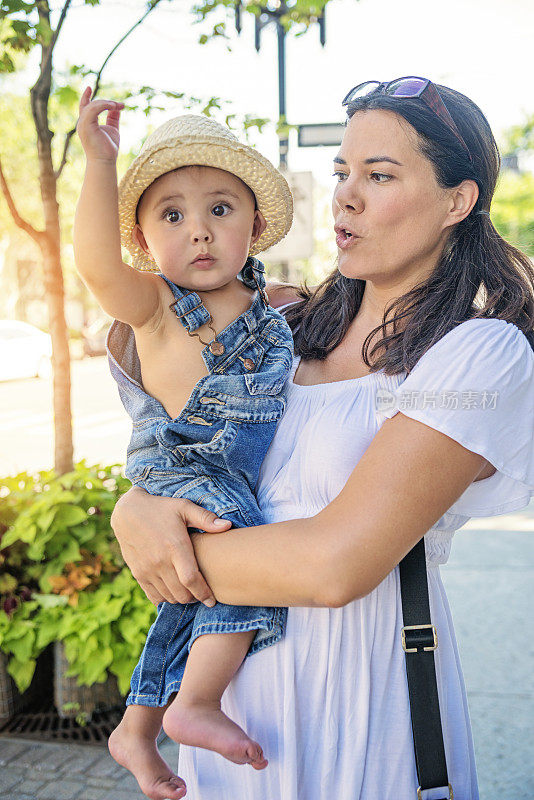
[111,79,534,799]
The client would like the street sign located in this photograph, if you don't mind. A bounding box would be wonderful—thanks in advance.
[298,123,345,148]
[265,171,314,262]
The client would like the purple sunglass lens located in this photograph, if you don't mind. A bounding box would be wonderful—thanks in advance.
[386,77,427,98]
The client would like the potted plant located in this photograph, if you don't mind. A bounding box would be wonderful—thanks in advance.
[0,469,47,723]
[0,462,156,721]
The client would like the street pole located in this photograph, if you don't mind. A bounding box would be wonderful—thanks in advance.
[277,16,288,171]
[235,1,327,281]
[276,8,289,279]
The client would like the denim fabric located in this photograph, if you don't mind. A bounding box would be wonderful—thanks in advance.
[106,258,293,707]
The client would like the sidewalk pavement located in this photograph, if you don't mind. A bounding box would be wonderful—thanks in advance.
[0,736,178,800]
[1,502,532,800]
[442,499,534,800]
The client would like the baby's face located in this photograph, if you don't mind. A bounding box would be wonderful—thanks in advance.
[133,166,265,291]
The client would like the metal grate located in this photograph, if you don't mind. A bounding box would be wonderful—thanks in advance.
[0,699,127,746]
[0,646,167,747]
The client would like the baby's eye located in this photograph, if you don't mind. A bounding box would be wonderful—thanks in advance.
[212,203,231,217]
[164,209,183,223]
[370,172,392,183]
[332,171,348,182]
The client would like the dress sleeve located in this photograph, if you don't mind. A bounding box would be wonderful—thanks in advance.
[381,318,534,517]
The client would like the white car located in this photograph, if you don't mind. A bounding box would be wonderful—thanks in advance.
[0,320,52,382]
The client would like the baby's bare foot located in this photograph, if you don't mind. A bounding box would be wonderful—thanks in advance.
[163,696,268,770]
[108,718,187,799]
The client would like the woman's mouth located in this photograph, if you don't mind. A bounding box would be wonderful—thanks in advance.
[334,226,360,250]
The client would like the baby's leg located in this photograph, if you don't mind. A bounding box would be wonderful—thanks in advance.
[163,631,268,770]
[108,703,187,799]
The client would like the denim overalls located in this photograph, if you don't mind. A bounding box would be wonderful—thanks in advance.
[106,258,293,707]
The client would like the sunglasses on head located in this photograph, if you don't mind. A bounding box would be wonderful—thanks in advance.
[342,77,471,162]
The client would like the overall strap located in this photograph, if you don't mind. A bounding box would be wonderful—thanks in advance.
[240,257,269,306]
[158,274,211,333]
[159,257,269,333]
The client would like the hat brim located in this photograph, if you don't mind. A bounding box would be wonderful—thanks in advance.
[118,136,293,271]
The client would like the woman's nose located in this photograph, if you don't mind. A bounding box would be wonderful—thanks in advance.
[334,181,364,214]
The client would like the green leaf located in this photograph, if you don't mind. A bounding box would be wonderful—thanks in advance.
[64,638,79,663]
[45,534,81,564]
[76,617,101,642]
[0,52,15,74]
[0,525,24,548]
[3,620,33,642]
[35,619,62,650]
[117,616,143,644]
[6,628,35,662]
[0,573,18,593]
[7,656,36,694]
[33,593,69,609]
[54,85,79,108]
[55,505,87,527]
[17,522,37,545]
[70,649,111,685]
[37,508,57,531]
[96,596,126,625]
[113,662,134,696]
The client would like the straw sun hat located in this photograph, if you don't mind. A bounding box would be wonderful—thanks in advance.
[118,114,293,271]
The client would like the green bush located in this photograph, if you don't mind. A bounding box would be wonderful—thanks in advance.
[0,461,157,695]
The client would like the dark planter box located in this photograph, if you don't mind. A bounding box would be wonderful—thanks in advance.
[0,645,53,725]
[53,641,124,720]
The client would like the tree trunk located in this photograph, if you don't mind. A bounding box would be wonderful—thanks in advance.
[41,236,73,474]
[30,4,73,474]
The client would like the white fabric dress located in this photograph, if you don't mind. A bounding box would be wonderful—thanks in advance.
[178,318,534,800]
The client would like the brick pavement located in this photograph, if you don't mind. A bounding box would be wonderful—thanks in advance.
[0,736,179,800]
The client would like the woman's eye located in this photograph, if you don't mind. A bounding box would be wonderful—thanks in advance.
[370,172,392,183]
[332,171,348,182]
[212,203,231,217]
[164,209,183,223]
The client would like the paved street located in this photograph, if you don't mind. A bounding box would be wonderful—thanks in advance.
[0,356,130,476]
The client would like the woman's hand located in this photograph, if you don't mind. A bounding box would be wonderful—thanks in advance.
[110,487,232,606]
[77,86,124,163]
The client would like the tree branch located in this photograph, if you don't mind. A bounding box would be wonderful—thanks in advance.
[0,155,45,248]
[55,0,167,180]
[93,0,166,96]
[54,127,76,180]
[40,0,73,80]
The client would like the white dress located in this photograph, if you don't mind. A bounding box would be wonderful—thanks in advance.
[178,318,534,800]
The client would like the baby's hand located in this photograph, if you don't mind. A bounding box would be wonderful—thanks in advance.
[76,86,125,163]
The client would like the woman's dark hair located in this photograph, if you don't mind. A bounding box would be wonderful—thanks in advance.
[285,84,534,374]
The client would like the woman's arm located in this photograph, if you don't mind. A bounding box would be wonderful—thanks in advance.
[112,411,487,607]
[191,411,487,607]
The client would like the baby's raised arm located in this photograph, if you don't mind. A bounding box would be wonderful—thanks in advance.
[74,87,161,328]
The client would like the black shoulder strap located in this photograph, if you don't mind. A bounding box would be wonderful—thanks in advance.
[399,539,452,798]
